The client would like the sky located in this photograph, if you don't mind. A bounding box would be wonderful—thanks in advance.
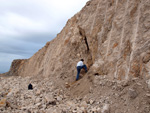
[0,0,89,73]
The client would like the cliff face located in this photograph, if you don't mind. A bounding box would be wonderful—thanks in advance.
[6,0,150,82]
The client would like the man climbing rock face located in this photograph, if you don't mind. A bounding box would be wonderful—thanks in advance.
[76,59,87,81]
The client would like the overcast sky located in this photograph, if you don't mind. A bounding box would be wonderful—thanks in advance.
[0,0,89,73]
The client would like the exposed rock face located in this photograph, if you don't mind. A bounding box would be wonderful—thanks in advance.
[5,0,150,82]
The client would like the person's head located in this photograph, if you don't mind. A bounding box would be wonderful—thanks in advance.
[81,59,84,62]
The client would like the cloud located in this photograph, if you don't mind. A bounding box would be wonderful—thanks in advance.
[0,0,89,73]
[0,12,48,37]
[0,38,40,56]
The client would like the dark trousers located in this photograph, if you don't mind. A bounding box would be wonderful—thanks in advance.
[76,65,87,80]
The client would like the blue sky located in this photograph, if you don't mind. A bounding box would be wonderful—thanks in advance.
[0,0,89,73]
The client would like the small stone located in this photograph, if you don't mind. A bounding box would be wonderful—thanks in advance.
[7,91,13,97]
[132,78,139,81]
[90,100,94,105]
[83,109,88,113]
[48,100,56,105]
[146,93,150,97]
[35,97,42,103]
[36,103,41,107]
[77,53,81,57]
[66,101,75,107]
[57,96,62,101]
[97,107,101,112]
[80,107,85,111]
[21,107,27,110]
[46,108,54,113]
[72,109,77,113]
[147,79,150,89]
[128,88,138,99]
[35,90,41,96]
[122,80,129,87]
[0,98,6,107]
[101,104,110,113]
[136,83,142,86]
[65,82,70,88]
[45,94,54,102]
[80,101,88,107]
[91,107,97,112]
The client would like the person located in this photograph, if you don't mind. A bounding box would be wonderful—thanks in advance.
[76,59,87,81]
